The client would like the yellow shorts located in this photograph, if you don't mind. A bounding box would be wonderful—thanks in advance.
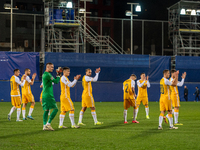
[160,99,172,111]
[40,92,43,105]
[82,96,95,108]
[22,94,35,104]
[136,96,148,105]
[11,96,21,108]
[171,95,180,107]
[60,96,74,112]
[124,98,136,110]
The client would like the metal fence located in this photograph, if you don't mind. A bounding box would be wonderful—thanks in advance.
[0,12,172,55]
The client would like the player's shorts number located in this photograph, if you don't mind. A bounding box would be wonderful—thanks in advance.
[160,84,164,94]
[125,84,128,93]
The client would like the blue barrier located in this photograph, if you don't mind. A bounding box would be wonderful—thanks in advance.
[0,52,40,80]
[44,53,171,82]
[0,81,198,103]
[176,56,200,82]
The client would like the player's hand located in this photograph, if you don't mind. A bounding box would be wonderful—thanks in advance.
[32,73,37,80]
[74,74,81,80]
[182,72,186,79]
[23,75,27,80]
[40,84,43,88]
[40,98,42,103]
[95,67,101,73]
[146,76,149,81]
[56,67,63,76]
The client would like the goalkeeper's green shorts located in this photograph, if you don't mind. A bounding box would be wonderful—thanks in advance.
[42,98,58,111]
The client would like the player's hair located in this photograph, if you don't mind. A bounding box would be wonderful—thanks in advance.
[196,86,198,88]
[86,68,91,72]
[24,68,30,72]
[140,72,145,76]
[163,69,169,75]
[63,67,70,71]
[46,62,53,66]
[171,69,176,74]
[14,69,19,73]
[131,74,137,78]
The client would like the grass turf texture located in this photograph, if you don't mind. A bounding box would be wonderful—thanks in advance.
[0,102,199,150]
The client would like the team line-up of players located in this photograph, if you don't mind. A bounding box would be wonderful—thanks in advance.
[7,62,186,130]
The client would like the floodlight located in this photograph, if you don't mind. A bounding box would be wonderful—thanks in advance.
[79,8,86,13]
[135,5,141,12]
[66,2,73,8]
[197,10,200,12]
[191,10,196,15]
[126,11,132,16]
[4,3,11,9]
[180,9,186,15]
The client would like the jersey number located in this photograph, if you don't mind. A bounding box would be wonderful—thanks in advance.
[10,81,13,90]
[125,84,128,93]
[160,84,164,94]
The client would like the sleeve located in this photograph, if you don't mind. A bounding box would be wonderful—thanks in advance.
[85,73,99,82]
[26,76,31,83]
[15,77,25,86]
[137,80,145,87]
[147,80,150,88]
[45,73,60,84]
[41,82,43,86]
[131,80,135,88]
[61,76,77,87]
[177,78,184,87]
[164,78,172,86]
[67,79,77,87]
[61,76,68,85]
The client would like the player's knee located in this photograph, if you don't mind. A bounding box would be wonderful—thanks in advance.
[145,105,148,108]
[159,113,164,116]
[61,111,66,115]
[90,107,95,110]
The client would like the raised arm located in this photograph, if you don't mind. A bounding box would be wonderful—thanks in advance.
[29,73,37,85]
[85,73,99,82]
[147,80,150,88]
[131,80,136,97]
[177,78,184,87]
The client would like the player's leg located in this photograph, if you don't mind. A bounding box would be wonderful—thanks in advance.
[91,107,103,125]
[158,111,165,129]
[78,98,87,125]
[8,97,17,121]
[123,99,129,124]
[167,100,178,129]
[59,111,67,128]
[69,109,80,128]
[135,98,141,119]
[16,97,23,121]
[22,103,27,120]
[43,109,49,130]
[27,95,35,119]
[132,99,139,123]
[158,100,165,129]
[78,107,87,125]
[143,98,149,119]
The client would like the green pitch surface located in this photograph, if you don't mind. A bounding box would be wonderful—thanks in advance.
[0,102,199,150]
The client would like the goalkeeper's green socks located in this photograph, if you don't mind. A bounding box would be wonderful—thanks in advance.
[47,108,58,124]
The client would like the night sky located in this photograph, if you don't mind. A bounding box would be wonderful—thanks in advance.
[114,0,180,20]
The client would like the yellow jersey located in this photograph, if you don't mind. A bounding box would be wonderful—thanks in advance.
[137,80,150,97]
[160,78,171,100]
[60,76,71,98]
[123,79,135,99]
[10,75,24,96]
[21,75,32,95]
[82,75,93,97]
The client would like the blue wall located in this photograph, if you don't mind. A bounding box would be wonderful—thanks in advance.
[0,81,198,103]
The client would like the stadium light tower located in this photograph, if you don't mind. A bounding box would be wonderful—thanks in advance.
[126,3,141,55]
[4,1,18,52]
[80,0,92,53]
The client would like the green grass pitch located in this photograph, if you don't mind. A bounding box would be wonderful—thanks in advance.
[0,102,199,150]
